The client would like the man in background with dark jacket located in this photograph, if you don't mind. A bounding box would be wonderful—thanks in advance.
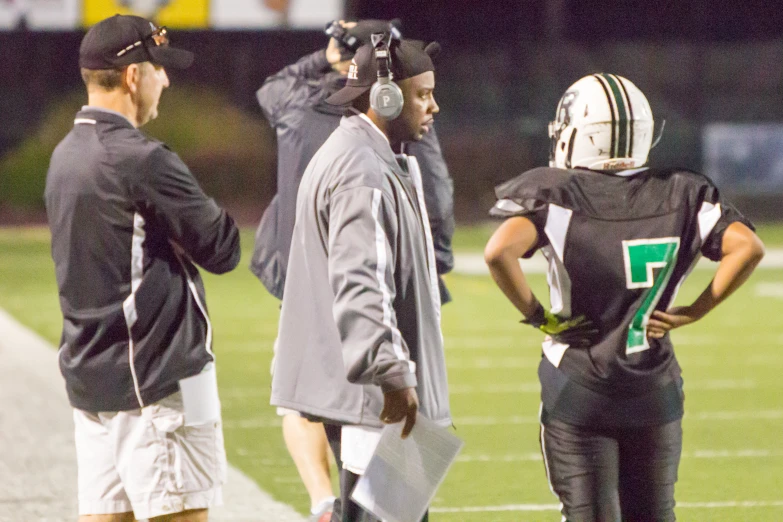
[45,14,240,522]
[249,20,455,522]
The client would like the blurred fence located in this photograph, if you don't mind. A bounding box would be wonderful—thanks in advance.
[2,30,783,223]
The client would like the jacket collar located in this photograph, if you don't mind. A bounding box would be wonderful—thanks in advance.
[75,106,136,129]
[339,111,397,167]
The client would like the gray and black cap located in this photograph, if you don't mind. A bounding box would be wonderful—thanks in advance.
[79,14,194,70]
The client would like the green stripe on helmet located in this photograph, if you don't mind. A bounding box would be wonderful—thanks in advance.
[601,73,630,158]
[613,74,635,158]
[593,74,616,158]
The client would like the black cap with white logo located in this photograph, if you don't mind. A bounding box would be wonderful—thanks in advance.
[79,14,194,70]
[325,39,441,107]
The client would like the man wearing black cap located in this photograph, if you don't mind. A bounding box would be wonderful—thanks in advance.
[270,37,450,522]
[45,14,240,522]
[250,20,455,522]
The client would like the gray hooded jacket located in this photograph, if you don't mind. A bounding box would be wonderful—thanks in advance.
[270,113,451,428]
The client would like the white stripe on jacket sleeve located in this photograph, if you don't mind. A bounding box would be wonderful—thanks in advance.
[371,188,415,373]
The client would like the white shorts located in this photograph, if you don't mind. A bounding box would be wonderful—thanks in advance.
[74,391,227,519]
[341,425,382,475]
[276,407,303,417]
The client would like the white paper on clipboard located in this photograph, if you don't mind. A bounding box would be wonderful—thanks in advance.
[350,414,463,522]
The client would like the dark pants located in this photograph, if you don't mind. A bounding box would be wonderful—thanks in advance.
[540,414,682,522]
[325,424,429,522]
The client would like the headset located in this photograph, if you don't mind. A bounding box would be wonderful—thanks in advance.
[369,32,404,120]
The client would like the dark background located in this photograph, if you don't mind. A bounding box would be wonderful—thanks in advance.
[3,0,783,222]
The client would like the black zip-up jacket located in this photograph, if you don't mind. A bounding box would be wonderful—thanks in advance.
[250,50,455,302]
[45,107,241,412]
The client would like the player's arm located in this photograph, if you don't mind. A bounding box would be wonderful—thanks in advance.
[486,216,596,344]
[484,216,542,319]
[648,222,765,337]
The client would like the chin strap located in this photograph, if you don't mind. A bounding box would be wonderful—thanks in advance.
[651,118,666,149]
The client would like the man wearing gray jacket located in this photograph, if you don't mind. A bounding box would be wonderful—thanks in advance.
[271,37,450,522]
[252,21,456,521]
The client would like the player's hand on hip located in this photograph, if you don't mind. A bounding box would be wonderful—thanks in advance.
[647,306,700,338]
[380,387,419,439]
[525,309,599,348]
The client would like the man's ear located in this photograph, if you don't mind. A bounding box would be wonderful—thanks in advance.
[123,64,140,94]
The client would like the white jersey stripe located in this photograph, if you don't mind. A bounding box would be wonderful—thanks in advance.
[542,203,573,317]
[655,217,724,353]
[698,201,722,243]
[541,204,574,367]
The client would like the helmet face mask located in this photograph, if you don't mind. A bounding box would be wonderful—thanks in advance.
[549,74,654,172]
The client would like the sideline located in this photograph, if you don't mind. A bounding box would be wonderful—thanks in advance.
[0,308,305,522]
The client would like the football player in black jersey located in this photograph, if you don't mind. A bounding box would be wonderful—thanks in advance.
[484,73,765,522]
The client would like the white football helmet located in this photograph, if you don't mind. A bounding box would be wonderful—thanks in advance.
[549,74,655,171]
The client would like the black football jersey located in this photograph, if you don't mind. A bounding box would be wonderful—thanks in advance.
[491,167,753,400]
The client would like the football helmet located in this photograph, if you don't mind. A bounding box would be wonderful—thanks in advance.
[549,74,655,171]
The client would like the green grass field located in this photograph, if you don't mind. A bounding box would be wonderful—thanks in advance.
[2,225,783,521]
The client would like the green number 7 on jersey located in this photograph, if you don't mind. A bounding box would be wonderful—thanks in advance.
[622,238,680,354]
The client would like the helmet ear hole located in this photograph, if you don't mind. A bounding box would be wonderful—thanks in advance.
[561,142,566,151]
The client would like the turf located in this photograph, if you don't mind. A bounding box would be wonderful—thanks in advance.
[1,225,782,521]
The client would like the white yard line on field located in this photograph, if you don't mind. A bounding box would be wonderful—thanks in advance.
[447,379,757,394]
[222,408,783,430]
[446,357,538,369]
[446,354,783,369]
[756,282,783,298]
[450,410,783,426]
[454,449,783,464]
[0,308,305,522]
[453,249,783,276]
[430,500,783,513]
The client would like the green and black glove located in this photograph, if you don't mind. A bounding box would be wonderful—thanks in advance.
[522,302,598,348]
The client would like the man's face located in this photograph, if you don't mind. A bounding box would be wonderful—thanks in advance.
[131,62,169,127]
[389,71,438,144]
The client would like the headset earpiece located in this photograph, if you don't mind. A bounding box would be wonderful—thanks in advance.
[369,32,403,120]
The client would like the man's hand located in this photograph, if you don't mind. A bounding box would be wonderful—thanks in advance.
[647,306,702,339]
[380,387,419,439]
[326,20,357,67]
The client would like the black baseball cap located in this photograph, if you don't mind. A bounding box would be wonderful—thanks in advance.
[79,14,194,70]
[325,39,441,106]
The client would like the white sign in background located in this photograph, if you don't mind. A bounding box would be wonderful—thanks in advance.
[209,0,343,29]
[0,0,79,29]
